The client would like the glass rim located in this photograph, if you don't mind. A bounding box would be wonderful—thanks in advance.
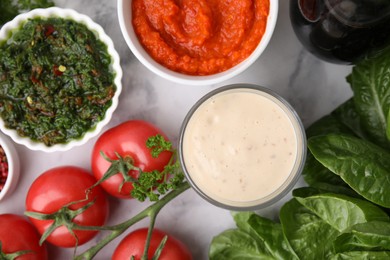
[324,0,390,26]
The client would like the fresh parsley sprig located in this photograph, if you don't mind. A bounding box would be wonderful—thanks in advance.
[87,134,185,202]
[132,135,184,201]
[146,134,172,158]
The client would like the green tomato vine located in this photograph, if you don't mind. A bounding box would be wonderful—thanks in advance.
[25,134,191,259]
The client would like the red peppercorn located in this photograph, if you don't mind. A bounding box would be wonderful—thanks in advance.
[44,25,56,37]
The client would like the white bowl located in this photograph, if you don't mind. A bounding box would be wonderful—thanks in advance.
[118,0,278,86]
[0,133,20,202]
[0,7,122,152]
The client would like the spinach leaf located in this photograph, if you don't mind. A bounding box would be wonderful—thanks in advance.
[280,199,340,259]
[347,45,390,148]
[209,212,298,260]
[333,221,390,252]
[209,229,273,260]
[307,181,361,198]
[303,114,357,195]
[233,212,299,260]
[331,98,370,140]
[329,251,390,260]
[306,114,355,139]
[303,145,338,186]
[308,134,390,208]
[293,188,389,232]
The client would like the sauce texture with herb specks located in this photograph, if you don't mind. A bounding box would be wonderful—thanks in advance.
[0,17,116,146]
[182,88,299,205]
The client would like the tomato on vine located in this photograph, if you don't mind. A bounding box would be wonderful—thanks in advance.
[25,166,109,248]
[0,214,48,260]
[91,120,174,200]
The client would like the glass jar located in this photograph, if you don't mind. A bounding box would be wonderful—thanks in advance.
[290,0,390,64]
[179,84,306,210]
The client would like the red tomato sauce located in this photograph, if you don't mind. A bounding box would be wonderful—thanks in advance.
[132,0,270,76]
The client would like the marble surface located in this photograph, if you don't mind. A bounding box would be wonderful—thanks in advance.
[0,0,354,259]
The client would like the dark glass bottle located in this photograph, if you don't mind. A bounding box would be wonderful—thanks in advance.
[290,0,390,64]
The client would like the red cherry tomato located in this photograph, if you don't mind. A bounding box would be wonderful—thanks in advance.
[0,214,48,260]
[25,166,109,248]
[91,120,172,199]
[112,228,193,260]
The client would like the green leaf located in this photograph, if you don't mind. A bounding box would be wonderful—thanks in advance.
[306,114,355,139]
[329,251,390,260]
[293,188,389,232]
[146,134,172,158]
[303,147,360,198]
[331,98,370,140]
[303,145,339,184]
[347,45,390,148]
[233,212,299,260]
[280,199,340,260]
[308,134,390,207]
[303,113,358,196]
[209,229,273,260]
[307,181,361,198]
[210,212,298,260]
[387,109,390,141]
[333,221,390,252]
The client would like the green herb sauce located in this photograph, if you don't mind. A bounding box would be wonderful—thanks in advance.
[0,17,116,146]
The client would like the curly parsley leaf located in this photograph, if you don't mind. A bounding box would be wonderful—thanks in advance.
[93,134,185,202]
[132,152,185,202]
[146,134,172,158]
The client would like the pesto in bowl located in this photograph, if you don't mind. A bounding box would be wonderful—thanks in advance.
[0,8,122,152]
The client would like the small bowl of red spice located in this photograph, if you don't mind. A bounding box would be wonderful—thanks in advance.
[118,0,278,85]
[0,133,20,202]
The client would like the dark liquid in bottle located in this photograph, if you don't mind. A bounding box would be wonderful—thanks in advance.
[290,0,390,64]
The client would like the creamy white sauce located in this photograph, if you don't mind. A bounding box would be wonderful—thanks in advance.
[182,88,303,207]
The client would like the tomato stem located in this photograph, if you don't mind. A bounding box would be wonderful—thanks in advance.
[74,181,191,260]
[24,197,96,246]
[151,235,168,260]
[0,242,34,260]
[87,151,139,198]
[141,201,162,260]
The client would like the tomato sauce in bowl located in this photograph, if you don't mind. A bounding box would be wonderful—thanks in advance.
[132,0,270,76]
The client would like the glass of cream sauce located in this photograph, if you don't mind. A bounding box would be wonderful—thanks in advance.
[179,84,307,210]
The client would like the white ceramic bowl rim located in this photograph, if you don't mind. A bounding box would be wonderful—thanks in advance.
[0,133,20,201]
[118,0,278,86]
[0,7,123,152]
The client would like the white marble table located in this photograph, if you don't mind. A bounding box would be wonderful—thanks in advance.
[0,0,353,259]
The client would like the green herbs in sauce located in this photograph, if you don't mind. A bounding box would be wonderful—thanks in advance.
[0,17,116,146]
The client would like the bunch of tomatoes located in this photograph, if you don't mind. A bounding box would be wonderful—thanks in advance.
[0,120,192,260]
